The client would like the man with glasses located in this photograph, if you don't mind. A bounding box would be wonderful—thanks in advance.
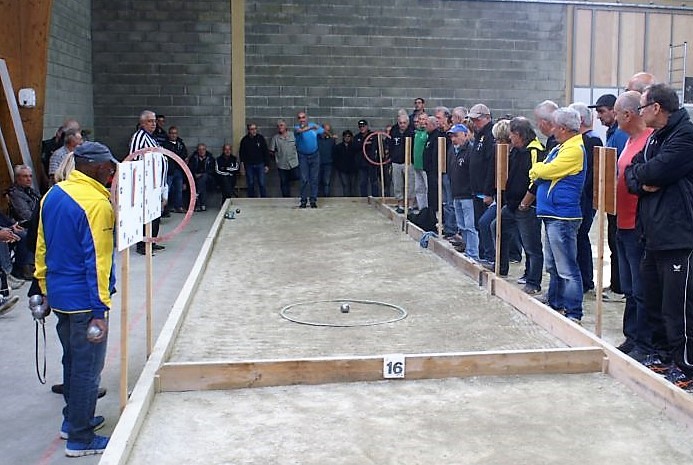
[269,119,299,198]
[625,83,693,391]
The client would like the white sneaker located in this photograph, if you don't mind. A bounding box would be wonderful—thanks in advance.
[602,288,626,302]
[7,274,25,290]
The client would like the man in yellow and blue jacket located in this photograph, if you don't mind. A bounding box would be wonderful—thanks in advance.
[34,141,117,457]
[529,107,586,324]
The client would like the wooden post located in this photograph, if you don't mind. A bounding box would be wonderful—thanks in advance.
[404,136,412,231]
[494,144,509,275]
[593,146,617,337]
[120,248,130,413]
[437,137,446,237]
[596,149,605,337]
[377,133,386,200]
[145,222,153,357]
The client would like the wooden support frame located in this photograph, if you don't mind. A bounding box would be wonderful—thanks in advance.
[157,347,605,392]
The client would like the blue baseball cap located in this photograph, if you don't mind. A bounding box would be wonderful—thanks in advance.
[447,124,469,134]
[73,141,119,164]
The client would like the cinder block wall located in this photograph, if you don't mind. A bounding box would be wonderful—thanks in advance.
[91,0,232,157]
[43,0,94,139]
[90,0,566,155]
[245,0,567,136]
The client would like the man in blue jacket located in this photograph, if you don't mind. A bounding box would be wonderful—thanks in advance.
[34,141,117,457]
[529,107,586,324]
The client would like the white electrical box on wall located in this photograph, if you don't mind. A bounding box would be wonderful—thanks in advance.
[18,88,36,108]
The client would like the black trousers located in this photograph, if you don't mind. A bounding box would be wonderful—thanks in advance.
[641,248,693,376]
[607,214,621,293]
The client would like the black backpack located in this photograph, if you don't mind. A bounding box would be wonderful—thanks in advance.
[408,207,437,232]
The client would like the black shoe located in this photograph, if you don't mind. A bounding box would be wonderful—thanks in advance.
[310,202,318,208]
[299,202,307,209]
[135,246,146,256]
[616,340,635,353]
[52,384,106,398]
[152,243,166,251]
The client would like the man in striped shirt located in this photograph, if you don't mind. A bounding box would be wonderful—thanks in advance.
[129,110,166,255]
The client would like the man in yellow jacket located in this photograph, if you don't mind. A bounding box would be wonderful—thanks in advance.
[34,141,117,457]
[529,107,586,324]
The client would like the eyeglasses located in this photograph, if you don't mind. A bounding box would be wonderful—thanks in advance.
[637,101,656,112]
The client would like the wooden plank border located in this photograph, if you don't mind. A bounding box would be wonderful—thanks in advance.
[371,198,693,429]
[157,347,605,393]
[100,201,230,465]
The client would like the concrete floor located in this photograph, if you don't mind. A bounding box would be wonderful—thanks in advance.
[129,375,692,465]
[3,197,688,465]
[126,198,690,464]
[0,199,221,465]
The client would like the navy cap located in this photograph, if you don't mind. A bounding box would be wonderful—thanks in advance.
[588,94,617,109]
[73,142,119,164]
[447,124,469,134]
[357,119,368,126]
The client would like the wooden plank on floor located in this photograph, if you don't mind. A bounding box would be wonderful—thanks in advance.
[99,203,229,465]
[157,347,605,392]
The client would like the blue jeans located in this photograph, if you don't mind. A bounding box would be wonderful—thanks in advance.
[576,206,595,292]
[478,203,496,262]
[0,242,11,274]
[319,163,333,197]
[543,218,583,319]
[56,312,107,444]
[515,207,543,289]
[617,229,653,353]
[442,174,457,236]
[453,198,479,259]
[167,170,184,210]
[299,152,320,202]
[245,163,267,198]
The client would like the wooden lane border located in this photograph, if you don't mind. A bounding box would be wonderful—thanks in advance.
[100,200,231,465]
[156,347,605,392]
[371,197,693,429]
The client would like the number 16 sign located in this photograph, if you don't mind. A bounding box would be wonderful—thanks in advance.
[383,354,406,379]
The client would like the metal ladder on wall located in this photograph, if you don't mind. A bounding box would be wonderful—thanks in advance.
[668,42,688,104]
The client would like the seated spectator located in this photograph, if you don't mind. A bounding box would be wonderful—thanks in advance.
[216,144,240,206]
[6,165,38,280]
[188,144,216,211]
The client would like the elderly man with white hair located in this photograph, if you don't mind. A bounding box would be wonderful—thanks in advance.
[529,107,587,324]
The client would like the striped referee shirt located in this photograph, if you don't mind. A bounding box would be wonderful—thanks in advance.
[129,128,159,154]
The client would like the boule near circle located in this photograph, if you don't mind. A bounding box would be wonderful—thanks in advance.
[340,303,350,313]
[236,208,241,213]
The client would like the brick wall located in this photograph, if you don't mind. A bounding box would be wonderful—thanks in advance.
[43,0,94,139]
[90,0,567,155]
[91,0,231,156]
[245,0,567,136]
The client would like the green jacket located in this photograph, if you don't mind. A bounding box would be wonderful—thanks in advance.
[413,128,428,170]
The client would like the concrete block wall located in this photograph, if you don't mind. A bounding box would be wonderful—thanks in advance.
[91,0,232,156]
[43,0,94,139]
[89,0,567,155]
[246,0,567,136]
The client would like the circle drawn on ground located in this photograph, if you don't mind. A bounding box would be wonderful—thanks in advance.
[280,299,408,327]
